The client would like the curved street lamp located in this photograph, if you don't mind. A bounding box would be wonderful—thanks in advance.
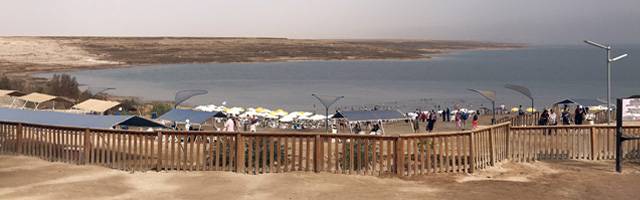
[468,89,496,124]
[312,94,344,133]
[175,90,208,108]
[584,40,629,124]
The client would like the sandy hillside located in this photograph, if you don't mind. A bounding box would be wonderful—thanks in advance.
[1,155,639,200]
[0,37,119,66]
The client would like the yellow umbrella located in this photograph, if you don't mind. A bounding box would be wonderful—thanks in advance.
[511,107,519,112]
[526,107,536,113]
[256,107,266,113]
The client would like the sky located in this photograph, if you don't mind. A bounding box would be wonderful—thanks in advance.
[1,0,639,44]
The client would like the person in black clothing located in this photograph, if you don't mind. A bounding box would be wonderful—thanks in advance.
[538,109,549,125]
[427,110,437,132]
[518,105,525,116]
[574,106,584,125]
[445,108,451,122]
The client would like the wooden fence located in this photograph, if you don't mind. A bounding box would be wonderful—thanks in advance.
[497,110,613,127]
[1,121,639,176]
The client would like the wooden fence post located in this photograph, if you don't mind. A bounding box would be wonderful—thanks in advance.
[235,133,244,173]
[590,126,596,160]
[157,131,163,171]
[468,132,475,173]
[16,123,22,154]
[314,134,321,173]
[395,136,404,176]
[506,124,511,160]
[83,129,91,164]
[489,127,495,166]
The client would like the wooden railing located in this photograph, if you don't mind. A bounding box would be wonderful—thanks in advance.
[496,110,614,127]
[1,121,639,176]
[508,125,640,162]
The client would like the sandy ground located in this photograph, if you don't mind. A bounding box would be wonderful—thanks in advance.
[1,155,639,200]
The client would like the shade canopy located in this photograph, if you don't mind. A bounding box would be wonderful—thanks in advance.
[72,99,121,114]
[332,110,408,122]
[554,98,608,107]
[17,92,74,104]
[158,109,226,124]
[18,93,57,103]
[0,108,164,129]
[0,89,26,97]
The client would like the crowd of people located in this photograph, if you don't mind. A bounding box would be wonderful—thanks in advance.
[524,105,593,126]
[411,108,481,132]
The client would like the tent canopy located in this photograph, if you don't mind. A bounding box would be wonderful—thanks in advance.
[554,98,607,107]
[72,99,121,114]
[158,109,226,124]
[0,89,26,97]
[332,110,409,122]
[18,92,74,104]
[0,108,164,129]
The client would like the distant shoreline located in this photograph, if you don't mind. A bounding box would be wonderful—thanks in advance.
[29,46,526,76]
[0,36,525,77]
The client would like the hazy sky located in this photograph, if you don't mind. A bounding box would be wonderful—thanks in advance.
[1,0,639,44]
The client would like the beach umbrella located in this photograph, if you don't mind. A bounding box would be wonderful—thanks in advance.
[309,114,326,121]
[279,115,295,122]
[274,109,288,116]
[511,107,519,112]
[526,107,536,113]
[256,107,267,113]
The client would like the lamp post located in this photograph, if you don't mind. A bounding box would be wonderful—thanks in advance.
[312,94,344,133]
[505,84,535,125]
[468,89,497,124]
[174,90,208,108]
[584,40,629,124]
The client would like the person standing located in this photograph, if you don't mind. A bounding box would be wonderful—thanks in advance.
[461,111,468,129]
[455,111,462,130]
[549,109,558,125]
[575,106,584,125]
[472,113,479,129]
[413,109,420,133]
[224,116,236,132]
[249,115,258,133]
[518,105,525,116]
[426,110,437,132]
[561,108,571,125]
[538,109,550,125]
[446,108,451,122]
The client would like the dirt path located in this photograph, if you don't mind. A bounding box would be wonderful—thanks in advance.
[1,155,638,200]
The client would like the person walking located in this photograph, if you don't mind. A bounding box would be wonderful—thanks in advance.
[455,111,462,130]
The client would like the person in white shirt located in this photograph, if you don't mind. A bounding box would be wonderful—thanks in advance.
[249,115,258,133]
[224,117,236,132]
[549,109,558,125]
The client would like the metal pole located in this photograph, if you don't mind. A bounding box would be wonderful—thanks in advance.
[607,48,612,124]
[492,101,496,125]
[325,107,329,133]
[531,99,535,126]
[615,98,622,172]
